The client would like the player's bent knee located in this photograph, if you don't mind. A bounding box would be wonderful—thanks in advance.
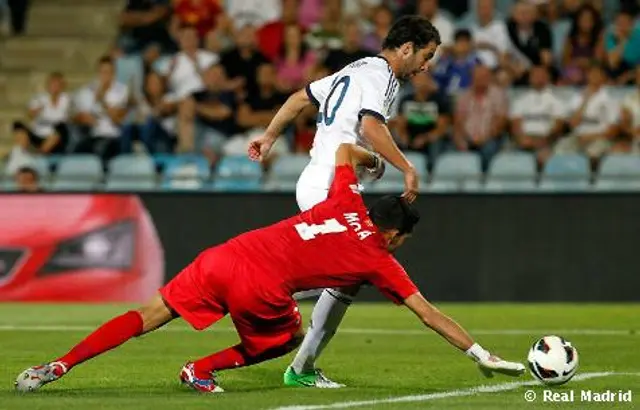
[137,294,176,334]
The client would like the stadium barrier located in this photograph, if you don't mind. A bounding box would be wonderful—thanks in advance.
[0,193,638,302]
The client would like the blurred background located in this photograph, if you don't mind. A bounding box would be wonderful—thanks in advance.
[0,0,639,302]
[0,0,639,193]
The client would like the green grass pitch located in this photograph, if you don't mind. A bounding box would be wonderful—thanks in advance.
[1,303,639,410]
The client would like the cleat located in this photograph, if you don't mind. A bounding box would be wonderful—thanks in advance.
[284,366,345,388]
[179,362,224,393]
[15,361,68,392]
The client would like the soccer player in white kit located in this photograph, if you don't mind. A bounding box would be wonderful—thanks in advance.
[248,16,441,388]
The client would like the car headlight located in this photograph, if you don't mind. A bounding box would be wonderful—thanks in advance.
[40,221,135,274]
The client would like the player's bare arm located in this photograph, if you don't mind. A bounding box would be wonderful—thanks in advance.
[360,115,418,202]
[403,292,526,377]
[248,88,312,162]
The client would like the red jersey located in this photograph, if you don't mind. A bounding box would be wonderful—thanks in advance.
[224,165,419,305]
[174,0,222,39]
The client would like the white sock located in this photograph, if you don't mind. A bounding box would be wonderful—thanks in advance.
[290,289,353,374]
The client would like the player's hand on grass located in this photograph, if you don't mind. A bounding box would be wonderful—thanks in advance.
[477,355,526,378]
[402,166,419,203]
[248,134,275,162]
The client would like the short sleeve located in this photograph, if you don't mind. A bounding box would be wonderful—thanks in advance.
[112,85,129,108]
[306,72,338,108]
[369,255,419,305]
[28,94,44,110]
[328,165,361,201]
[74,88,93,112]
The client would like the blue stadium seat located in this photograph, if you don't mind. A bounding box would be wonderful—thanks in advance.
[485,180,537,193]
[52,155,103,190]
[105,179,157,191]
[551,20,572,60]
[598,154,640,178]
[216,156,262,180]
[109,155,156,178]
[432,152,482,182]
[593,179,640,192]
[404,152,428,177]
[263,180,297,192]
[543,154,590,180]
[367,179,404,193]
[211,179,262,192]
[270,154,309,182]
[488,151,537,180]
[162,155,210,190]
[116,55,144,93]
[462,180,484,192]
[538,179,591,192]
[426,180,459,193]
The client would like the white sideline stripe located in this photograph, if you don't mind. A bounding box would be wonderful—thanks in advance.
[0,324,635,336]
[272,372,640,410]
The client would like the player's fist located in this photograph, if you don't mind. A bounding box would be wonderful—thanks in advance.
[402,166,419,203]
[248,135,275,162]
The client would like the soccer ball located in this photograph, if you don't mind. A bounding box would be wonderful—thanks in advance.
[527,335,579,386]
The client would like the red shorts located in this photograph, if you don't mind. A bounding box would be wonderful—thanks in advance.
[160,244,302,356]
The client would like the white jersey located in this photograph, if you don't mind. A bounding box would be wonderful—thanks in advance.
[305,56,400,167]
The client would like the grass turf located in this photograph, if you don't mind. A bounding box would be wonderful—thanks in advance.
[1,303,639,410]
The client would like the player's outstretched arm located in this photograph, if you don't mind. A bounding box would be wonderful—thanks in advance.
[360,115,418,202]
[248,88,312,162]
[404,292,526,378]
[335,143,380,170]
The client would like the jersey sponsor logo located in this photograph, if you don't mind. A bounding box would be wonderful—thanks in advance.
[343,213,373,240]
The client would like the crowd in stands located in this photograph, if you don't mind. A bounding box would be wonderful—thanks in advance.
[3,0,640,191]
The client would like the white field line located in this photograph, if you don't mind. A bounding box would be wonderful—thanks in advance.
[272,372,640,410]
[0,324,635,336]
[0,324,636,336]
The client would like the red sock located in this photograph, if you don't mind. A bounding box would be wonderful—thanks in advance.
[56,311,143,370]
[193,341,298,378]
[193,344,249,378]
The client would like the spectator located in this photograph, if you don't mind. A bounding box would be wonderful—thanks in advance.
[324,19,373,73]
[510,66,565,166]
[342,0,381,21]
[560,4,604,86]
[227,63,288,162]
[74,56,129,162]
[6,0,30,35]
[171,0,225,42]
[393,72,452,165]
[122,72,178,154]
[12,72,70,155]
[362,5,394,53]
[225,0,282,29]
[293,65,328,154]
[14,166,41,192]
[506,0,554,86]
[258,0,305,61]
[433,29,481,96]
[118,0,174,54]
[298,0,323,29]
[220,24,269,97]
[468,0,512,70]
[305,0,343,52]
[416,0,454,54]
[453,65,509,170]
[163,25,219,151]
[619,66,640,151]
[276,24,316,92]
[555,63,620,161]
[193,65,238,164]
[604,10,640,85]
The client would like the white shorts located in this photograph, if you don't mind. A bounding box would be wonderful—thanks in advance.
[295,163,334,211]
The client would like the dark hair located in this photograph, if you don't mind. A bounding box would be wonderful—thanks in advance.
[49,71,64,80]
[16,166,39,180]
[569,4,603,49]
[368,195,420,235]
[382,15,441,51]
[454,28,472,42]
[97,55,114,66]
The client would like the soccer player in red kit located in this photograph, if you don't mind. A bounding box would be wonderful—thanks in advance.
[15,143,525,394]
